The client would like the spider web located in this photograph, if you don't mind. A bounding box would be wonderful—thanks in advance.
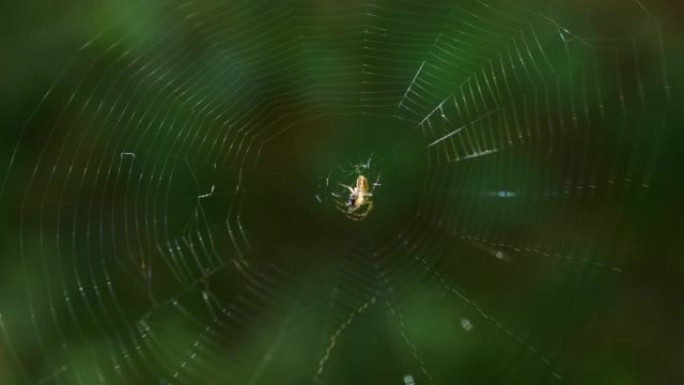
[0,0,672,384]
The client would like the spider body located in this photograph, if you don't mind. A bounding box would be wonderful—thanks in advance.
[325,156,381,221]
[339,174,375,221]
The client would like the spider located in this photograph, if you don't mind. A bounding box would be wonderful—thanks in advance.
[336,173,380,221]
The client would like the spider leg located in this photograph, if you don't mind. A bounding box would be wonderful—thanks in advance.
[339,184,355,194]
[371,174,382,187]
[333,200,351,215]
[348,200,373,221]
[363,201,373,217]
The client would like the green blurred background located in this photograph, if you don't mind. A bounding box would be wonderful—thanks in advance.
[1,0,683,384]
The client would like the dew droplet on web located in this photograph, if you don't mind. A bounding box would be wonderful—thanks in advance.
[461,318,474,332]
